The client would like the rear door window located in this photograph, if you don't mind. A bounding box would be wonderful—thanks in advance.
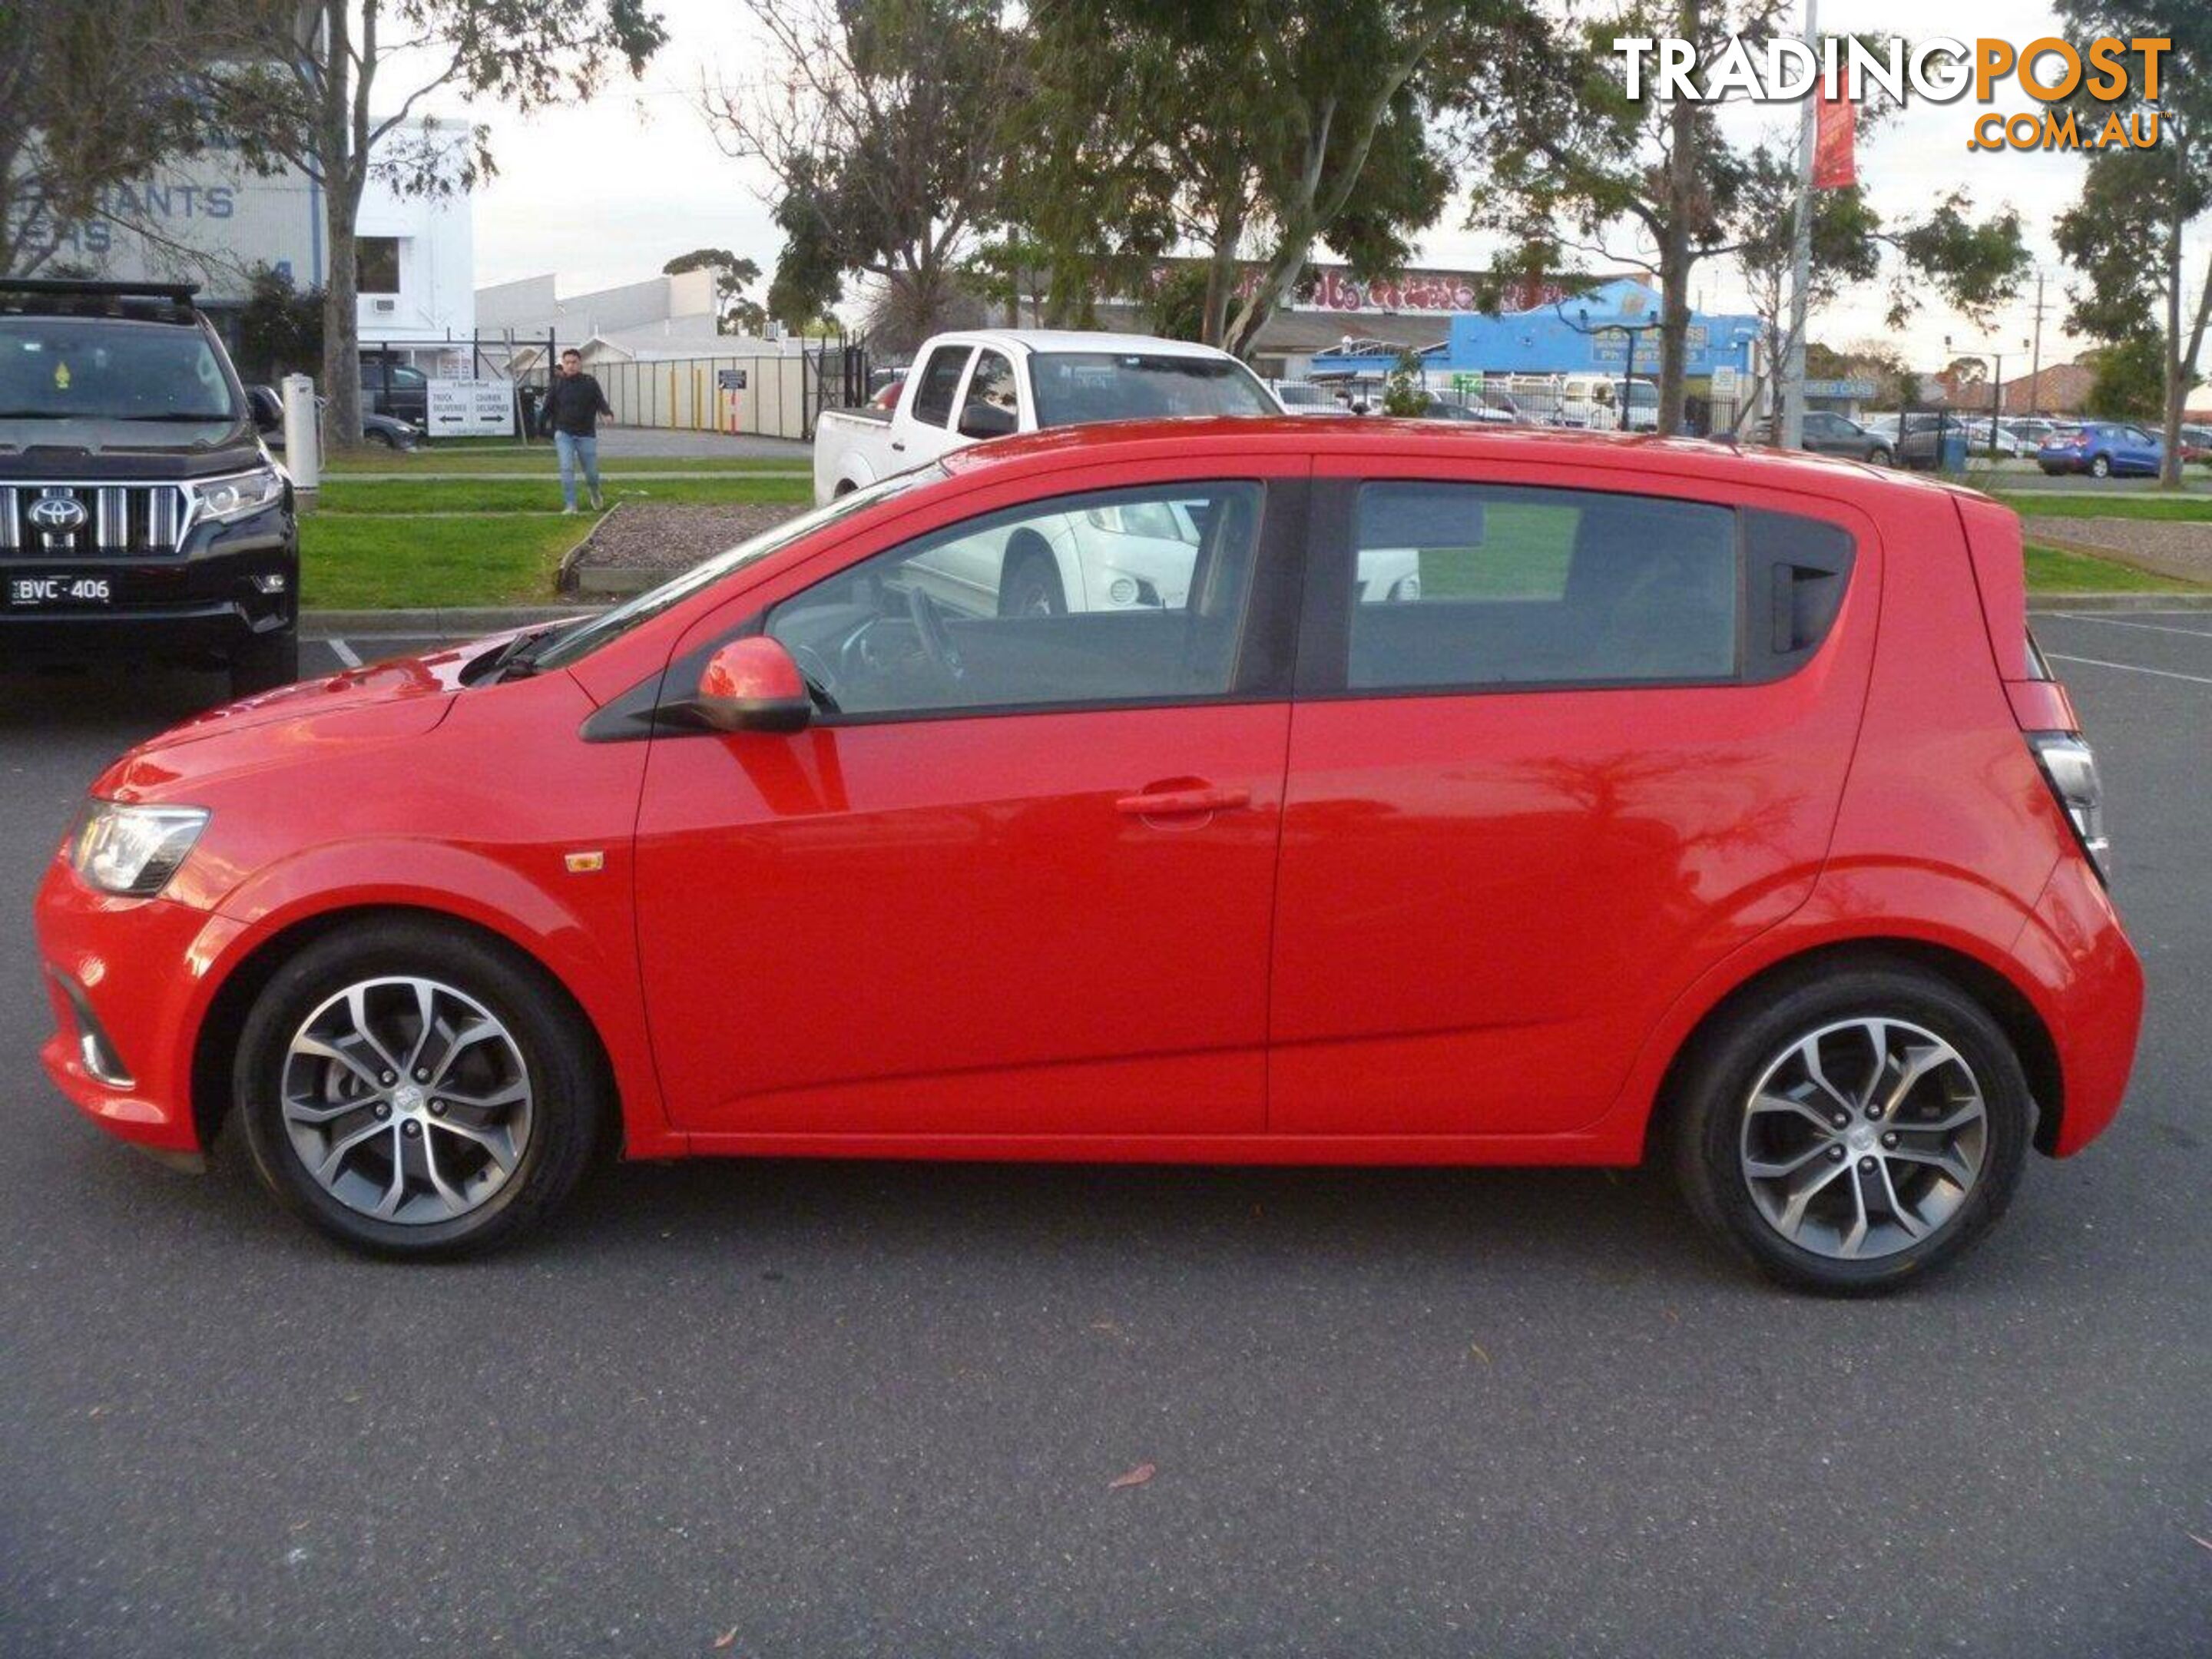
[1342,482,1740,690]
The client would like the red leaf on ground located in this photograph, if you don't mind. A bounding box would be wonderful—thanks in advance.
[1108,1462,1157,1491]
[712,1628,739,1650]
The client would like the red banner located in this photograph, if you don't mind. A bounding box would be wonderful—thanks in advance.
[1813,93,1857,190]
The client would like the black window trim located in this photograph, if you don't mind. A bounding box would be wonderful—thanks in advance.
[1293,475,1853,702]
[584,475,1310,742]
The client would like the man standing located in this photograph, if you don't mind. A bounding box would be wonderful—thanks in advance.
[541,349,613,513]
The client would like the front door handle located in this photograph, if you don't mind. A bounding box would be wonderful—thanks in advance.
[890,439,906,452]
[1115,783,1250,819]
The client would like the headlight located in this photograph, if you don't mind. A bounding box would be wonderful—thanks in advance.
[194,465,286,522]
[71,802,209,896]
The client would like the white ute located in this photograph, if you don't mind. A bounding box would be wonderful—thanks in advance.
[812,329,1416,617]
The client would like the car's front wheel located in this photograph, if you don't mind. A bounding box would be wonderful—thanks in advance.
[1868,445,1893,468]
[998,538,1067,617]
[1671,962,2032,1294]
[235,918,606,1257]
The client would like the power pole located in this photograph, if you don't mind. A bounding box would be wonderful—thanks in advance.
[1780,0,1818,449]
[2026,270,2048,417]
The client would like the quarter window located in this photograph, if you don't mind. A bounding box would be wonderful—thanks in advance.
[909,346,972,429]
[765,482,1263,719]
[1346,482,1740,690]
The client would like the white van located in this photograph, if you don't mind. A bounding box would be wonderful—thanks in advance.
[1555,373,1660,432]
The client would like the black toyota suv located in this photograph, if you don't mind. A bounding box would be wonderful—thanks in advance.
[0,278,300,699]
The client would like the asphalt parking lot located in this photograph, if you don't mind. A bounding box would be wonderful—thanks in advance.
[2,617,2208,1657]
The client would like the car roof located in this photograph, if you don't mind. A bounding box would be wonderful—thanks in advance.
[939,415,1966,503]
[926,329,1241,362]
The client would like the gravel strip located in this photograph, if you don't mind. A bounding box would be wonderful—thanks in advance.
[569,501,808,575]
[2020,515,2212,584]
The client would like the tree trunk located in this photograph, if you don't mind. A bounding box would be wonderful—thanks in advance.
[314,0,364,453]
[320,184,363,452]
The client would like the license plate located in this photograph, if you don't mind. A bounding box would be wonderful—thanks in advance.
[8,575,113,607]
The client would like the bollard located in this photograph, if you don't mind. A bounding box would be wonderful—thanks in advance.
[280,374,320,495]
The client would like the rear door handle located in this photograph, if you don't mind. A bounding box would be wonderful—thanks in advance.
[1115,784,1250,818]
[890,439,906,452]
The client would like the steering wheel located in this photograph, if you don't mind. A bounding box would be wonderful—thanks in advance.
[906,586,966,682]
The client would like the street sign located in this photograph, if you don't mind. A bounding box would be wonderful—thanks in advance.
[717,369,748,391]
[1710,365,1740,398]
[426,378,515,437]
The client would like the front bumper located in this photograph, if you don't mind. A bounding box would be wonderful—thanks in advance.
[0,506,296,667]
[35,854,249,1157]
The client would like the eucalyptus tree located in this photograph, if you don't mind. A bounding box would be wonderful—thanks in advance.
[198,0,667,445]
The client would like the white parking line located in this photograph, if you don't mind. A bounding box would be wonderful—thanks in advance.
[326,637,362,669]
[2052,613,2212,640]
[2045,651,2212,687]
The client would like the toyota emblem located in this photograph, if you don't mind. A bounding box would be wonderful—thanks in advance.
[28,495,88,531]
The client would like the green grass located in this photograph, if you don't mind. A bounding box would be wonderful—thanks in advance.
[1994,493,2212,522]
[1416,504,1578,598]
[323,449,805,476]
[316,475,811,515]
[2023,543,2197,593]
[300,514,588,609]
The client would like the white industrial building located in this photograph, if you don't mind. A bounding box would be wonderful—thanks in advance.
[476,268,806,372]
[38,120,477,372]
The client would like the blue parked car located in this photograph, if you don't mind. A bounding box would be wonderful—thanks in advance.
[2038,420,2164,478]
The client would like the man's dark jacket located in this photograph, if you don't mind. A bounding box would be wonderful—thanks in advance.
[542,373,612,437]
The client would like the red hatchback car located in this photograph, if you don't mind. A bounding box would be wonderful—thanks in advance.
[35,420,2142,1291]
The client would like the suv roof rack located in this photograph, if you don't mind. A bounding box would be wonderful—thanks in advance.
[0,276,200,300]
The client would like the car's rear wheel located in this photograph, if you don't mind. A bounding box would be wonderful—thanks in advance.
[235,919,605,1258]
[228,631,299,699]
[1671,962,2032,1294]
[2091,453,2113,478]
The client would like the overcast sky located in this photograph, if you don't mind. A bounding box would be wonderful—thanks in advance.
[444,0,2190,372]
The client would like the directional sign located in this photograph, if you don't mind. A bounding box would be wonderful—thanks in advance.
[426,379,515,436]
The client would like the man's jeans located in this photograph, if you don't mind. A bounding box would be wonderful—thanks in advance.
[555,431,600,508]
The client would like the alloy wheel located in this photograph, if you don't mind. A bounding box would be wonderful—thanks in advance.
[279,976,534,1224]
[1738,1017,1987,1261]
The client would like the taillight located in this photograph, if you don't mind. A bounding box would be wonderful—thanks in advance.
[2028,731,2111,884]
[2071,431,2091,448]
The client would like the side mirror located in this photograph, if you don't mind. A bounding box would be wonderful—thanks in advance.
[957,400,1018,439]
[690,636,811,733]
[248,387,283,432]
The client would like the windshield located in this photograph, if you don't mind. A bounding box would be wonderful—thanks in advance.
[529,466,948,674]
[0,316,243,435]
[1029,352,1276,426]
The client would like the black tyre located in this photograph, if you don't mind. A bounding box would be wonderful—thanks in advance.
[1868,445,1892,468]
[998,538,1067,617]
[366,428,398,449]
[2090,453,2113,478]
[234,918,607,1258]
[1670,961,2032,1295]
[228,631,300,699]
